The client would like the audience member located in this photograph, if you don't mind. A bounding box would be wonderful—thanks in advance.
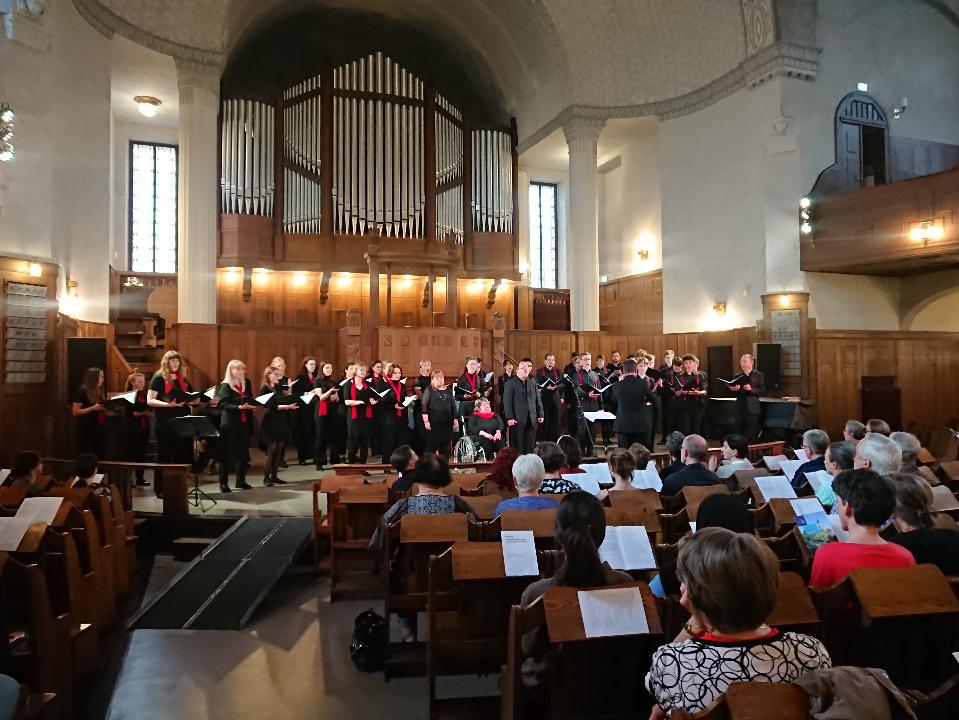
[598,447,637,503]
[889,473,959,575]
[809,469,915,588]
[368,454,475,553]
[70,453,100,487]
[792,429,829,488]
[7,451,43,494]
[389,445,418,492]
[709,434,752,480]
[815,441,855,508]
[866,418,891,436]
[486,446,519,491]
[556,435,585,475]
[889,432,922,476]
[661,435,721,495]
[646,529,831,717]
[520,492,632,687]
[536,441,582,494]
[843,420,866,444]
[854,433,902,476]
[627,443,651,471]
[660,432,685,480]
[494,454,558,517]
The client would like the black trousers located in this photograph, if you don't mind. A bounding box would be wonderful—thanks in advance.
[425,423,455,458]
[659,396,674,441]
[675,399,705,436]
[296,406,315,463]
[509,422,536,454]
[314,412,335,468]
[539,398,561,442]
[346,419,370,463]
[618,431,652,451]
[380,413,406,463]
[735,409,762,441]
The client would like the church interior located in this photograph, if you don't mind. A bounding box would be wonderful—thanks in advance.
[1,0,959,718]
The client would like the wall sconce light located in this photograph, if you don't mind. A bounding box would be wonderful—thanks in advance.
[779,294,790,307]
[637,248,649,262]
[799,196,814,237]
[134,95,162,118]
[892,96,908,120]
[291,271,308,288]
[223,267,241,285]
[252,267,270,287]
[713,302,727,317]
[909,219,944,242]
[28,262,42,278]
[335,272,353,291]
[0,102,14,162]
[399,274,413,290]
[856,82,868,92]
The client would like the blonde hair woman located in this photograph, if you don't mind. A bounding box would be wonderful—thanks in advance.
[214,359,256,492]
[124,371,152,486]
[147,350,193,469]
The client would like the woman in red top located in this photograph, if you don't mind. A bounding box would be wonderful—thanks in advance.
[344,363,377,463]
[809,468,915,588]
[124,371,152,486]
[312,361,340,470]
[214,359,257,493]
[294,356,318,465]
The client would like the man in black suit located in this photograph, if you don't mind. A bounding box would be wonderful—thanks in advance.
[661,434,722,495]
[504,357,544,454]
[536,353,562,442]
[730,353,765,441]
[609,357,659,449]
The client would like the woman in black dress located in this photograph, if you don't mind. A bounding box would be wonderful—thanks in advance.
[269,356,293,469]
[147,351,192,464]
[421,370,458,458]
[380,363,408,462]
[72,366,106,458]
[368,359,388,459]
[312,361,341,470]
[467,396,505,461]
[214,359,256,492]
[258,366,300,486]
[344,363,378,463]
[124,371,152,486]
[295,356,318,465]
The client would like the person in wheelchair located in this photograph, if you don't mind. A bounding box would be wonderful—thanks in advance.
[467,397,505,461]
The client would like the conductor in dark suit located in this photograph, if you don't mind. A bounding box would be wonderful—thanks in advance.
[609,357,660,450]
[503,357,544,454]
[731,353,765,441]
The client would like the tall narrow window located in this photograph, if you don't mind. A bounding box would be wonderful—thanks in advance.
[528,181,558,289]
[129,141,178,273]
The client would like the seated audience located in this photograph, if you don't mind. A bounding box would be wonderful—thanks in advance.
[486,446,519,491]
[368,454,475,552]
[520,492,632,686]
[598,447,637,503]
[494,454,559,517]
[70,452,100,486]
[843,419,866,445]
[889,473,959,575]
[815,441,855,508]
[709,434,752,480]
[389,445,418,492]
[556,435,585,475]
[7,451,44,494]
[866,418,891,436]
[467,397,505,460]
[854,432,902,476]
[536,441,582,494]
[661,435,721,496]
[809,469,915,588]
[889,431,922,476]
[627,442,651,471]
[646,528,831,718]
[649,493,751,598]
[791,429,829,488]
[660,431,685,480]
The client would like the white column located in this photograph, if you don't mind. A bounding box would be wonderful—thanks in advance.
[176,60,220,324]
[563,116,605,331]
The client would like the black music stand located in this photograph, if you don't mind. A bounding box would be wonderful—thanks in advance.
[173,415,220,511]
[563,374,596,457]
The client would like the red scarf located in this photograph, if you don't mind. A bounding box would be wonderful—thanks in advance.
[137,390,148,428]
[234,383,248,423]
[317,381,329,417]
[385,377,404,417]
[164,371,187,396]
[473,410,495,420]
[351,379,372,420]
[465,372,478,394]
[702,628,778,643]
[577,369,585,385]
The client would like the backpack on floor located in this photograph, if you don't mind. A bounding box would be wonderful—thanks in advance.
[350,608,386,672]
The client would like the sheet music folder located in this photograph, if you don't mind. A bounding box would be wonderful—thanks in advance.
[172,415,220,439]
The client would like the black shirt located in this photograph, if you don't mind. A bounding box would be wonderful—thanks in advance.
[661,463,722,496]
[891,527,959,576]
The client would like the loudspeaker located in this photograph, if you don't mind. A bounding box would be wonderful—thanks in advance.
[67,338,107,396]
[756,343,782,392]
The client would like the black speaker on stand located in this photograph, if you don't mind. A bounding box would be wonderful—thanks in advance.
[755,343,782,393]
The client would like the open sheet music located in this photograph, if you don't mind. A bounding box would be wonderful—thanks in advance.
[805,470,833,493]
[779,459,805,483]
[598,526,657,570]
[583,410,615,422]
[762,454,789,471]
[577,587,649,638]
[0,469,10,484]
[16,497,63,526]
[630,468,663,492]
[0,517,33,551]
[755,476,798,501]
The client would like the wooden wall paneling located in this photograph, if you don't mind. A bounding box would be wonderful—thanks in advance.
[599,270,663,335]
[375,327,488,378]
[169,324,219,392]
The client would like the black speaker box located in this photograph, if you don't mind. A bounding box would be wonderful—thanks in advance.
[756,343,782,392]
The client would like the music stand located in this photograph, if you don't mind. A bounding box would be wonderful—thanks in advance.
[173,415,220,511]
[563,374,596,457]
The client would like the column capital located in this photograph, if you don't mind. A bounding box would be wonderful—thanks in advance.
[176,58,220,107]
[562,116,606,153]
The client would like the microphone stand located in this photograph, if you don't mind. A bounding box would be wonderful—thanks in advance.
[563,374,595,457]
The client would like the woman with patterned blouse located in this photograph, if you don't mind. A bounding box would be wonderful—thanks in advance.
[645,528,831,718]
[535,441,582,494]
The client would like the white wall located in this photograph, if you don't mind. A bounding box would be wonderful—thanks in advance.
[0,1,112,321]
[907,289,959,332]
[598,126,662,281]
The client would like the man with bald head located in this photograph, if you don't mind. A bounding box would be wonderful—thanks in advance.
[661,434,722,495]
[730,353,765,441]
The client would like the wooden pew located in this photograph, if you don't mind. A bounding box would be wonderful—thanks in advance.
[766,571,820,636]
[731,468,770,492]
[312,475,365,571]
[330,484,390,601]
[682,485,730,521]
[65,507,117,632]
[461,494,501,521]
[427,543,553,718]
[332,461,494,477]
[692,681,811,719]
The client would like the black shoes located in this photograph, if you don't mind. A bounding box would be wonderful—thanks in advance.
[219,483,231,493]
[236,481,253,490]
[272,477,287,485]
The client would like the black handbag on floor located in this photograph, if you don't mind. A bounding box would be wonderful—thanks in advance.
[350,608,386,672]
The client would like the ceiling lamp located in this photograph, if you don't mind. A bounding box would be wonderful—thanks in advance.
[134,95,161,118]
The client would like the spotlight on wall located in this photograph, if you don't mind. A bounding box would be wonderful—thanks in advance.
[636,248,649,262]
[909,220,944,242]
[600,275,609,283]
[399,274,413,290]
[134,95,162,118]
[799,197,814,236]
[856,82,868,92]
[335,272,353,290]
[779,294,790,307]
[28,262,42,278]
[0,102,15,162]
[713,302,727,317]
[223,267,241,284]
[291,271,308,288]
[892,96,908,120]
[252,267,271,287]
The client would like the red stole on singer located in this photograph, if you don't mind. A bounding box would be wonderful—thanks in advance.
[351,379,372,420]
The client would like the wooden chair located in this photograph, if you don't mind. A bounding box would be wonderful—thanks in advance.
[767,571,820,636]
[918,446,938,466]
[0,487,27,511]
[427,543,552,718]
[761,527,810,576]
[659,507,693,544]
[461,493,502,521]
[729,468,770,492]
[502,582,663,720]
[682,485,730,520]
[604,502,663,539]
[750,499,799,538]
[746,441,786,465]
[65,506,117,631]
[382,513,473,679]
[690,681,811,719]
[496,509,558,550]
[330,484,390,601]
[815,564,959,691]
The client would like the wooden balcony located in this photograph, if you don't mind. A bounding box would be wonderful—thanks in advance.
[800,166,959,275]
